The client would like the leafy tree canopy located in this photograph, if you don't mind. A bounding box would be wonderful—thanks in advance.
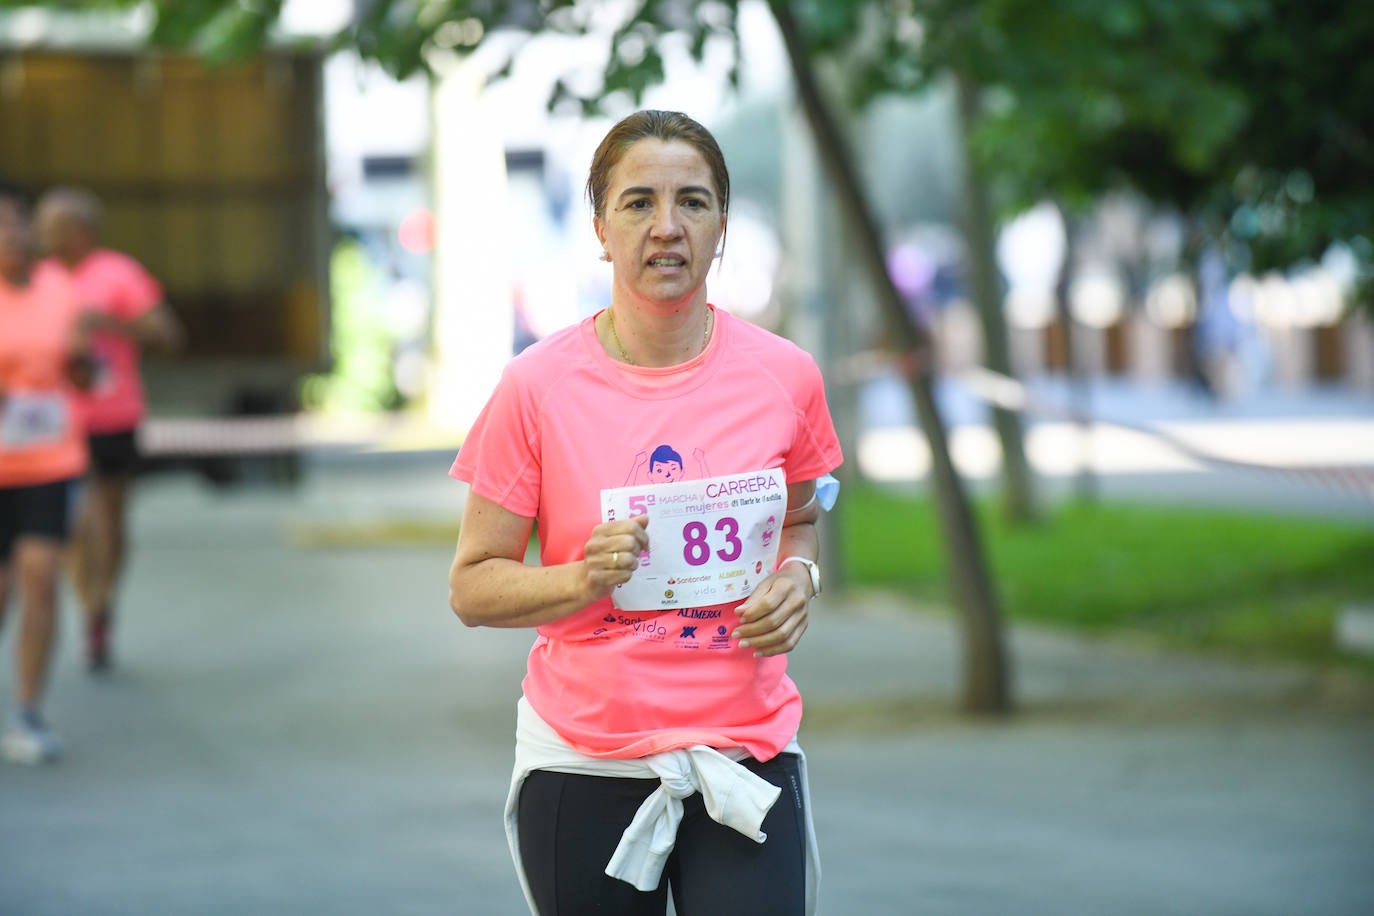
[878,0,1372,286]
[11,0,1371,290]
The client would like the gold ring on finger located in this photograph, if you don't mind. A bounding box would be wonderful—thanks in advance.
[612,551,619,566]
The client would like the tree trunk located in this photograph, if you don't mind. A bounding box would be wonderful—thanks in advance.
[1052,204,1097,502]
[952,68,1038,524]
[769,0,1011,713]
[780,106,856,594]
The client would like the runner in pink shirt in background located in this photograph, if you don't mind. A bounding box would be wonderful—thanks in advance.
[35,187,183,671]
[0,182,95,763]
[449,111,841,916]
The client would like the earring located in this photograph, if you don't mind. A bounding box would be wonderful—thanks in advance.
[600,250,611,262]
[712,249,723,259]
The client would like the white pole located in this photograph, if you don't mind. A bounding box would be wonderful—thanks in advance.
[428,56,514,434]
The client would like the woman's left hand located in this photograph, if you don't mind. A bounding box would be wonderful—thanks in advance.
[731,565,813,657]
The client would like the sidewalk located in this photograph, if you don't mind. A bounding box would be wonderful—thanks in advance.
[2,463,1372,915]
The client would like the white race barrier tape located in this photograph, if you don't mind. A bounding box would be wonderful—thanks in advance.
[833,350,1373,503]
[138,414,436,456]
[137,362,1372,504]
[958,365,1374,504]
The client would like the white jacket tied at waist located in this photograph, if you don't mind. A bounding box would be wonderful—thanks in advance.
[504,696,821,913]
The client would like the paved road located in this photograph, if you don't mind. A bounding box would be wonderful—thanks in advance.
[3,462,1373,915]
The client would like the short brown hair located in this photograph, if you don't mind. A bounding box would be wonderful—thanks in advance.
[36,186,103,230]
[585,110,730,222]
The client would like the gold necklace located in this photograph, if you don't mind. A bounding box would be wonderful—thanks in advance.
[606,307,712,366]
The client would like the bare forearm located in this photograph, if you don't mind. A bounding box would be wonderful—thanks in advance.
[777,519,819,566]
[88,306,182,352]
[449,556,599,629]
[450,493,649,630]
[776,486,822,576]
[771,519,820,596]
[141,306,184,352]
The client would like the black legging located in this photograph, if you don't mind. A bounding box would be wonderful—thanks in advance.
[517,752,808,915]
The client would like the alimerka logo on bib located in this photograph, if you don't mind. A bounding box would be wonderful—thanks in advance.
[677,607,722,620]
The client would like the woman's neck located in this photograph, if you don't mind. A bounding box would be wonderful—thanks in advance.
[59,243,94,269]
[604,297,713,368]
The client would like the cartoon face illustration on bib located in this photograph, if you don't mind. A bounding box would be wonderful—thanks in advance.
[624,443,712,487]
[647,445,683,483]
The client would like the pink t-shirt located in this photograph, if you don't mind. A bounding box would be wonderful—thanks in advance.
[40,249,163,434]
[451,307,843,761]
[0,268,88,487]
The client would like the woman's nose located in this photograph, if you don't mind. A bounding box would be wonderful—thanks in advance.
[650,208,683,239]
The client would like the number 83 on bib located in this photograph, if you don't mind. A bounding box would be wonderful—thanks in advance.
[600,468,787,611]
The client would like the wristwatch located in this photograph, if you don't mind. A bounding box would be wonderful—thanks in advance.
[778,556,822,597]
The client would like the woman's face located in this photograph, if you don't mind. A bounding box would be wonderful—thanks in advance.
[0,199,34,279]
[594,138,725,309]
[35,203,82,261]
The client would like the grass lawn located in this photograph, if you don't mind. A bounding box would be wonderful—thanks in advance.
[840,483,1374,670]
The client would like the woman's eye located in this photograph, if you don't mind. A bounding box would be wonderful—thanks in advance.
[683,198,707,210]
[627,199,651,210]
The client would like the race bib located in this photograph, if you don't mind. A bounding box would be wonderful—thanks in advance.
[1,392,69,448]
[601,468,787,611]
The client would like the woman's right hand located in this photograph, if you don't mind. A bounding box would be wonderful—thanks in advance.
[581,514,651,601]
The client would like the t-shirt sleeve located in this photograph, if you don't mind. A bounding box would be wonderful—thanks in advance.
[113,256,164,320]
[785,350,844,484]
[449,361,542,518]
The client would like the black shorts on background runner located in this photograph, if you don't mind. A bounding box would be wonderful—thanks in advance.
[0,478,76,560]
[88,429,141,477]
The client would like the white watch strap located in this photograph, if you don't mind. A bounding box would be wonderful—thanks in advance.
[777,555,820,597]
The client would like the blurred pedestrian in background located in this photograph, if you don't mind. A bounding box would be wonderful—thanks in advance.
[448,110,841,915]
[0,182,93,764]
[1191,242,1242,400]
[35,187,182,671]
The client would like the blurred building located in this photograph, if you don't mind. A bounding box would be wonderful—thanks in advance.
[0,6,333,417]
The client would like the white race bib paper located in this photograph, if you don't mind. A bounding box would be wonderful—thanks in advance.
[1,392,69,448]
[601,468,787,611]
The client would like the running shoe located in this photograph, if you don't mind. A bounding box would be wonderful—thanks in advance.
[2,710,63,764]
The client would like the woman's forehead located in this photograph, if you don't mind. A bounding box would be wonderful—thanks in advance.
[610,139,714,191]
